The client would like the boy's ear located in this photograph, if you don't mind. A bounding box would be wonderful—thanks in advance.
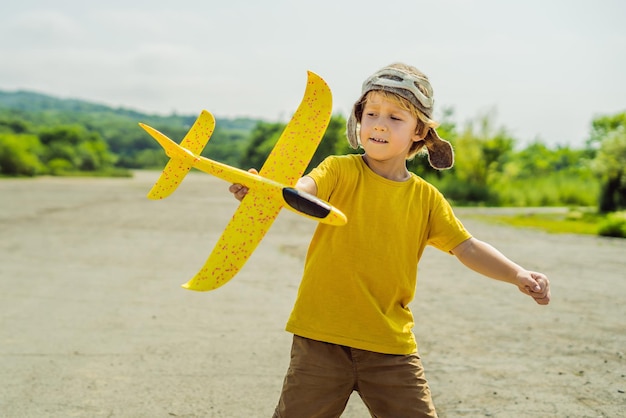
[413,124,428,141]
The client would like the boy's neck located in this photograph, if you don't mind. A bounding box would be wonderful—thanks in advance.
[361,154,411,182]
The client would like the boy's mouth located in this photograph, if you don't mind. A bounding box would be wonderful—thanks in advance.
[369,137,388,144]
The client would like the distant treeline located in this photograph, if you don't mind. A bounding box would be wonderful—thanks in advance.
[0,90,625,215]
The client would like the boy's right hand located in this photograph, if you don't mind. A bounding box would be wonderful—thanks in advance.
[228,168,258,201]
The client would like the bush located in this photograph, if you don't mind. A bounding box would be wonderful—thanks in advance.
[491,172,599,207]
[426,175,496,205]
[47,158,74,175]
[597,211,626,238]
[0,134,45,176]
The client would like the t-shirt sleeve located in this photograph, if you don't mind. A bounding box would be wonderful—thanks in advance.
[426,194,472,253]
[306,156,340,201]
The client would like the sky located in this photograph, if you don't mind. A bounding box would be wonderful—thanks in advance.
[1,0,624,148]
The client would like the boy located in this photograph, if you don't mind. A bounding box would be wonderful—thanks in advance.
[230,63,550,417]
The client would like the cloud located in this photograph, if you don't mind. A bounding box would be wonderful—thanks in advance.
[0,0,624,146]
[4,10,83,48]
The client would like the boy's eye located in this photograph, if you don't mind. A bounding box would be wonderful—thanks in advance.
[390,116,402,121]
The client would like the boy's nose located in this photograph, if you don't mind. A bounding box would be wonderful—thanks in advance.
[374,121,387,131]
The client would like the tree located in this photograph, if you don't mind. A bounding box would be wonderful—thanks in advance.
[307,114,356,172]
[199,124,249,168]
[592,128,626,212]
[0,134,45,176]
[38,125,116,173]
[240,115,352,172]
[0,116,29,134]
[239,121,284,169]
[587,111,626,147]
[439,113,514,204]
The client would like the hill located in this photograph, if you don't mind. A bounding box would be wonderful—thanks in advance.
[0,89,259,131]
[0,89,260,168]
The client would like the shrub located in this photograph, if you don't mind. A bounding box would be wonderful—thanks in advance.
[597,211,626,238]
[0,133,45,176]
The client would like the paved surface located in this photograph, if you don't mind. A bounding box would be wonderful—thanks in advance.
[1,171,624,417]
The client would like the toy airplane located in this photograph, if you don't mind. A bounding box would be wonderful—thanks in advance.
[139,71,346,292]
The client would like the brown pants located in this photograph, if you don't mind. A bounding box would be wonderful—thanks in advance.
[273,335,437,418]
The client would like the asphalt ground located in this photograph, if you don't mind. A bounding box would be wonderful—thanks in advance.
[1,171,624,417]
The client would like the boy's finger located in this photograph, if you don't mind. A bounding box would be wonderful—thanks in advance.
[521,277,541,293]
[533,289,551,304]
[530,272,548,292]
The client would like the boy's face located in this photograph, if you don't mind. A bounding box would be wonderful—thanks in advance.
[359,92,423,162]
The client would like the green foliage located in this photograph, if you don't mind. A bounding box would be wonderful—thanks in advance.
[36,125,117,173]
[490,172,599,207]
[417,109,604,208]
[133,149,169,169]
[587,111,626,147]
[597,211,626,238]
[2,88,625,230]
[501,142,593,179]
[202,123,250,167]
[488,143,597,207]
[239,115,354,171]
[0,133,45,176]
[591,127,626,212]
[0,90,114,113]
[0,90,258,173]
[0,114,30,133]
[428,175,493,204]
[308,114,361,172]
[426,112,514,205]
[586,111,626,213]
[0,114,119,175]
[47,158,75,175]
[239,121,284,169]
[470,208,603,236]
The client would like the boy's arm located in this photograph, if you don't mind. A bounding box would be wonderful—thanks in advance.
[451,237,551,305]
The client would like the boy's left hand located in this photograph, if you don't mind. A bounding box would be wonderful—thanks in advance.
[517,271,551,305]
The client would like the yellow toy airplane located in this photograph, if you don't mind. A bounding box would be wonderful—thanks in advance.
[139,71,346,292]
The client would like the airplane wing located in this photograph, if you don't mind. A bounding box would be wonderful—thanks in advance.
[181,71,333,292]
[146,110,215,200]
[259,71,332,185]
[181,189,282,291]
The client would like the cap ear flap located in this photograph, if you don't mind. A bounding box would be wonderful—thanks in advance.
[424,128,454,170]
[346,99,363,149]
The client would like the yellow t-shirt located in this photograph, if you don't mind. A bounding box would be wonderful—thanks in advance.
[285,154,472,354]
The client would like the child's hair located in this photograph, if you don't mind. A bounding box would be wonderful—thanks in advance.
[347,63,454,170]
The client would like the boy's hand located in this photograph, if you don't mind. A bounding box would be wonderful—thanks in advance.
[517,271,551,305]
[228,168,258,201]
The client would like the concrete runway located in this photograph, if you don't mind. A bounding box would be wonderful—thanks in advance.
[1,171,624,417]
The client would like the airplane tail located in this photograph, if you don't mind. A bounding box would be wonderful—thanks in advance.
[139,110,216,200]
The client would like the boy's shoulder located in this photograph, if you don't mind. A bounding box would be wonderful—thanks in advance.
[407,173,454,209]
[326,153,361,164]
[315,153,362,173]
[409,171,441,190]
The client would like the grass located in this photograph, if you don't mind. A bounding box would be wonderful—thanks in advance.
[492,175,599,207]
[50,168,133,177]
[475,212,598,235]
[426,172,625,237]
[426,171,599,208]
[468,208,626,237]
